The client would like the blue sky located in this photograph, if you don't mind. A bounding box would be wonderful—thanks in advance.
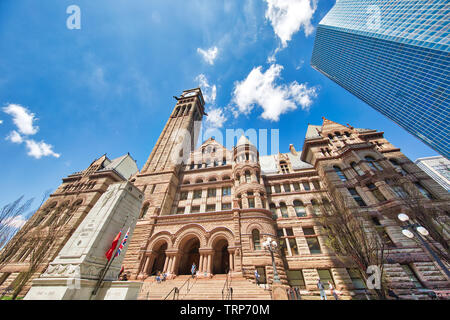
[0,0,439,209]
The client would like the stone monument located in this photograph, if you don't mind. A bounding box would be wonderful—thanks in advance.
[24,181,143,300]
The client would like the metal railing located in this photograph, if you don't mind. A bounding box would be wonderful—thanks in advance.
[163,275,196,300]
[164,287,179,300]
[222,272,233,300]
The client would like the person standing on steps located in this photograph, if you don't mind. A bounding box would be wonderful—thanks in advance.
[254,269,261,286]
[317,279,327,300]
[191,262,197,278]
[328,281,339,300]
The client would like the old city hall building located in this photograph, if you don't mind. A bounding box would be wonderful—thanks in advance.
[1,88,449,299]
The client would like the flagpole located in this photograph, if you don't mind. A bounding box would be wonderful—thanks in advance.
[90,216,129,299]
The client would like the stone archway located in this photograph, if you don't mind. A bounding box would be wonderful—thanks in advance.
[151,242,167,275]
[212,239,229,275]
[177,237,200,275]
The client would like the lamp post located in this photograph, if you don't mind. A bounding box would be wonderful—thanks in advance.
[398,213,450,279]
[263,237,281,283]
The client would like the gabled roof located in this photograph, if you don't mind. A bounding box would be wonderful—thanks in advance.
[196,137,227,152]
[260,152,313,175]
[304,117,373,141]
[305,124,322,140]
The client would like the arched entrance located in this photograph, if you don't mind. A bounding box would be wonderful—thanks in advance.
[178,237,200,275]
[151,242,167,275]
[212,239,229,274]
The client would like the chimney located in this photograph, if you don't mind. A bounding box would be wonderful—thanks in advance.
[289,144,297,155]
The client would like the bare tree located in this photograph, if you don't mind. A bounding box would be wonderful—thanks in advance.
[318,185,390,299]
[384,174,450,265]
[0,189,53,298]
[0,196,34,250]
[10,222,61,299]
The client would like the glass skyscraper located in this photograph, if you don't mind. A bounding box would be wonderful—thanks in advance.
[311,0,449,158]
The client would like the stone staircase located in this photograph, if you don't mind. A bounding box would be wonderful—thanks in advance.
[137,274,272,300]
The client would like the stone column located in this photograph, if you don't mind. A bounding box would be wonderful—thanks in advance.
[137,255,151,280]
[255,191,262,208]
[228,250,234,272]
[242,194,249,209]
[207,254,212,274]
[199,254,204,273]
[162,256,170,273]
[170,255,179,275]
[166,256,173,274]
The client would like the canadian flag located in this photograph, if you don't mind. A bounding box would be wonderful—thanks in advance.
[105,230,122,261]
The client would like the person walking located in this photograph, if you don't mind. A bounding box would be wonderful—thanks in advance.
[191,262,197,278]
[317,279,327,300]
[328,281,339,300]
[254,269,260,285]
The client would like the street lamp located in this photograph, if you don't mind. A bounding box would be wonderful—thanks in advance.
[262,237,281,283]
[397,213,450,278]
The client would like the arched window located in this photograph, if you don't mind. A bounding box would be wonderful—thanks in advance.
[222,175,230,180]
[208,177,217,182]
[252,229,261,250]
[269,203,277,220]
[414,182,434,199]
[311,199,321,215]
[389,158,407,175]
[293,200,306,217]
[322,198,332,214]
[351,162,365,176]
[140,203,149,219]
[245,171,251,183]
[365,156,383,171]
[280,202,288,218]
[183,180,190,184]
[328,134,333,140]
[344,132,351,137]
[333,166,347,182]
[195,178,203,183]
[334,131,342,138]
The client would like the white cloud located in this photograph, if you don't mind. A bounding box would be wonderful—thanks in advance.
[232,64,317,121]
[0,119,3,124]
[295,59,305,70]
[195,74,217,104]
[205,107,227,128]
[267,54,277,64]
[6,130,23,144]
[2,215,28,229]
[24,139,60,159]
[2,104,39,135]
[197,46,219,65]
[264,0,318,48]
[289,81,317,108]
[3,104,61,159]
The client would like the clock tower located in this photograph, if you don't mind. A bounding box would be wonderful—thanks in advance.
[142,88,206,173]
[123,88,206,276]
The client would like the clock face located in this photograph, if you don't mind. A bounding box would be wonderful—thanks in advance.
[183,91,197,97]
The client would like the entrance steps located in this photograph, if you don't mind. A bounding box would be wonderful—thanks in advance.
[137,274,272,300]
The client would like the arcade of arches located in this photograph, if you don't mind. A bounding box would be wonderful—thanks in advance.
[139,232,236,278]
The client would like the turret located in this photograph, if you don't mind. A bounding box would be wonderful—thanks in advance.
[232,136,266,210]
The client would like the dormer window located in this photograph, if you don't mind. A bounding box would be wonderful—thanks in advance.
[280,161,290,174]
